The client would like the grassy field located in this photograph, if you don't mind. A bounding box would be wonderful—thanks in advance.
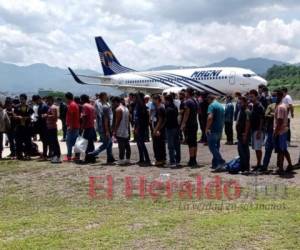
[0,160,300,249]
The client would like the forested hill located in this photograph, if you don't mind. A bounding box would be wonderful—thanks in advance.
[266,65,300,99]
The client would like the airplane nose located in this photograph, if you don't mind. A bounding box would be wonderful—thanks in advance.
[256,76,267,86]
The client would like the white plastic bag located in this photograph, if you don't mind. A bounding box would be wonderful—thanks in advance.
[74,136,88,154]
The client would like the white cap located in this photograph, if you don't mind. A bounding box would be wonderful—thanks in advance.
[144,95,150,99]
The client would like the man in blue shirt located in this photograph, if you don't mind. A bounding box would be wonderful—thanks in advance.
[206,94,225,170]
[224,96,234,145]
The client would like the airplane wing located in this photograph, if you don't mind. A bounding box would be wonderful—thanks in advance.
[68,67,110,85]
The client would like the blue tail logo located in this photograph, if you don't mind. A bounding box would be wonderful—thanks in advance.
[95,36,135,75]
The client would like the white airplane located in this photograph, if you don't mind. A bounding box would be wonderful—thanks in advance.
[68,37,267,96]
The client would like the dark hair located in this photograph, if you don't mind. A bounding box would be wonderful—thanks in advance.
[111,96,121,104]
[276,90,284,99]
[19,93,27,100]
[164,94,174,103]
[33,95,41,102]
[249,89,258,96]
[152,94,161,101]
[65,92,73,100]
[258,84,265,89]
[99,92,107,99]
[47,96,54,102]
[281,87,288,93]
[74,96,81,104]
[80,94,90,104]
[186,87,194,96]
[136,92,145,106]
[240,96,248,103]
[207,94,216,100]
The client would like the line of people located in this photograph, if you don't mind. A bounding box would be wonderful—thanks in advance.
[0,86,299,175]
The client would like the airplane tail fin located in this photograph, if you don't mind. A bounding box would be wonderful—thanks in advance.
[95,36,135,75]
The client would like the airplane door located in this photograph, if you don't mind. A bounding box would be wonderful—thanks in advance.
[229,71,236,85]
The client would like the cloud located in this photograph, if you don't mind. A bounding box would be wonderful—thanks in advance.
[0,0,300,72]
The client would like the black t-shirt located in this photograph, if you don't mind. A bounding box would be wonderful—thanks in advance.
[199,100,208,119]
[14,104,34,127]
[165,103,178,129]
[59,102,68,120]
[250,102,265,131]
[236,108,251,140]
[37,102,49,129]
[259,96,268,109]
[184,98,198,129]
[154,104,166,131]
[134,104,149,130]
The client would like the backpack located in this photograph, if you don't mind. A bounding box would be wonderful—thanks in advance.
[225,157,241,174]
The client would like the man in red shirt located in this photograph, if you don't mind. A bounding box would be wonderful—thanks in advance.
[64,92,80,161]
[80,94,96,163]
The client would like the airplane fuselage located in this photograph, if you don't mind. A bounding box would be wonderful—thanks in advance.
[107,67,267,95]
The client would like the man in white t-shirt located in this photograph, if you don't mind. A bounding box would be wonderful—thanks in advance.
[282,87,294,145]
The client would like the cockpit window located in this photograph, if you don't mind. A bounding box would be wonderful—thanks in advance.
[243,73,257,77]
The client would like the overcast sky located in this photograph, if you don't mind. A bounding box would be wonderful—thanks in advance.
[1,0,300,71]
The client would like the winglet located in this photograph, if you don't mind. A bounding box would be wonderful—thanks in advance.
[68,67,88,84]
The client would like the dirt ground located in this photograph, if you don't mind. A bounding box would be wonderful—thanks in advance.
[1,115,299,196]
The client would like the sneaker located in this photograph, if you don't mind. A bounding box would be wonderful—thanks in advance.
[117,159,126,165]
[51,156,62,164]
[252,165,263,172]
[169,163,177,168]
[154,161,164,166]
[188,161,198,168]
[72,156,80,161]
[63,156,72,162]
[107,158,116,164]
[285,165,294,172]
[139,161,152,167]
[274,169,285,176]
[124,159,131,164]
[214,164,226,172]
[294,162,300,169]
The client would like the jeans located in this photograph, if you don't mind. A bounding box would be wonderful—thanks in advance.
[207,132,225,168]
[238,140,250,171]
[39,125,49,157]
[47,128,61,157]
[152,130,166,162]
[263,131,273,169]
[61,119,67,140]
[166,128,181,164]
[287,118,291,143]
[117,136,131,160]
[15,126,32,158]
[136,129,150,162]
[93,133,114,160]
[199,114,207,142]
[83,128,96,162]
[0,132,3,154]
[6,130,16,156]
[224,121,233,143]
[66,129,79,157]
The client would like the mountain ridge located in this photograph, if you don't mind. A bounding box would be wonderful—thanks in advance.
[0,57,289,93]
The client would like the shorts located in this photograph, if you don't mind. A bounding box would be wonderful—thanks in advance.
[251,131,264,150]
[185,128,197,147]
[274,132,288,153]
